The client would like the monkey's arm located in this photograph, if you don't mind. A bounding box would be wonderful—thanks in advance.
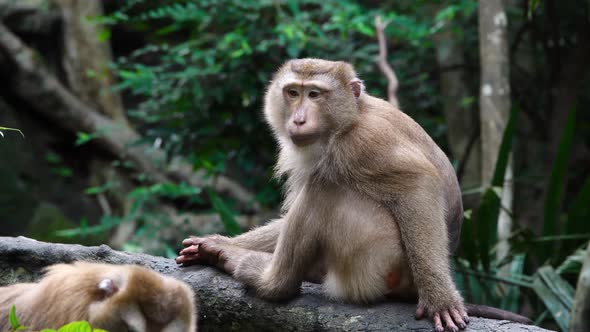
[388,177,468,332]
[177,218,283,266]
[182,218,283,252]
[228,218,284,251]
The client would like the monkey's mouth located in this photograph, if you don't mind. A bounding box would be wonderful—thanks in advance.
[290,133,319,147]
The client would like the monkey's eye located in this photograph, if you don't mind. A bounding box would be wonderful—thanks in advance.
[308,90,321,99]
[287,89,299,98]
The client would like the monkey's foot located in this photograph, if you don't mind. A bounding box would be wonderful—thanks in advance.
[176,236,236,273]
[415,303,468,332]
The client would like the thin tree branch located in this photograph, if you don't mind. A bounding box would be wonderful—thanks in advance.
[374,15,399,108]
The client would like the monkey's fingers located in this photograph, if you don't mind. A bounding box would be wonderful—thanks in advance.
[433,313,443,332]
[450,308,468,328]
[182,237,201,247]
[441,311,459,332]
[175,254,201,266]
[179,244,200,256]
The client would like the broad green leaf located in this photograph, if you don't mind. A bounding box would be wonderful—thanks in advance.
[57,321,92,332]
[501,254,525,312]
[491,106,520,187]
[543,106,576,260]
[532,266,573,331]
[458,211,478,270]
[473,105,520,271]
[556,247,587,275]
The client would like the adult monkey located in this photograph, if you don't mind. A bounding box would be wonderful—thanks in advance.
[177,59,526,331]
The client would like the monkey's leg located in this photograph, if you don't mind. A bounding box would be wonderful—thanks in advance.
[232,188,321,300]
[388,182,468,332]
[176,219,284,266]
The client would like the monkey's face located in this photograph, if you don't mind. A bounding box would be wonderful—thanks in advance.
[282,81,330,147]
[264,59,363,148]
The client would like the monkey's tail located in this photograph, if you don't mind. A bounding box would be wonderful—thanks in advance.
[466,303,532,325]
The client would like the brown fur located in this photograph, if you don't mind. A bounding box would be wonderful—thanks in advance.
[177,59,529,330]
[0,262,196,332]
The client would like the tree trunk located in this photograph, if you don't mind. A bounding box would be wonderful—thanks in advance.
[0,237,550,332]
[431,7,481,209]
[478,0,513,262]
[52,0,129,126]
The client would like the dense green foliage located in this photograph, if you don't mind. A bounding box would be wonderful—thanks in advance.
[49,1,589,330]
[104,0,474,184]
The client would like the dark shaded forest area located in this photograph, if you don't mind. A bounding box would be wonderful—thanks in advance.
[0,0,589,331]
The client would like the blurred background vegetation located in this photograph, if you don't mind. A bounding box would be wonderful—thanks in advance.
[0,0,588,330]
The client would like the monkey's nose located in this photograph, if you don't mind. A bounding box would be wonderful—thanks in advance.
[293,118,306,126]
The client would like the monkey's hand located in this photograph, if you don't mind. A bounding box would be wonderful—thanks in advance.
[176,236,236,273]
[414,292,469,332]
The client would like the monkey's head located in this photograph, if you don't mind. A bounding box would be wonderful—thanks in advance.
[264,59,364,148]
[45,262,197,332]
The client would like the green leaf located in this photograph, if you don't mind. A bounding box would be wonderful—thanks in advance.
[206,188,241,236]
[287,0,301,17]
[55,216,121,237]
[458,211,478,269]
[532,266,573,331]
[565,176,590,235]
[46,151,62,164]
[528,0,541,19]
[491,105,520,187]
[501,254,525,312]
[0,126,25,138]
[9,305,24,330]
[472,105,520,271]
[75,132,96,146]
[556,247,587,275]
[543,106,576,260]
[84,182,115,195]
[97,28,111,42]
[54,167,73,178]
[473,189,501,271]
[57,321,93,332]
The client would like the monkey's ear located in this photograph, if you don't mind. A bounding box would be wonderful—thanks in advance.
[349,79,363,98]
[98,278,119,298]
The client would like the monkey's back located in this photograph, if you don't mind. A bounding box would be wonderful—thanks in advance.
[358,95,464,253]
